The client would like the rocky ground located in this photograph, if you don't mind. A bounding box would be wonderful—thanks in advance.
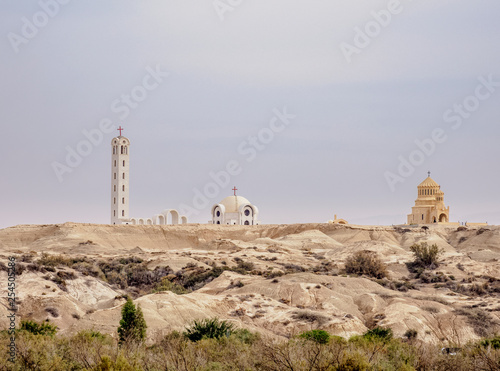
[0,222,499,345]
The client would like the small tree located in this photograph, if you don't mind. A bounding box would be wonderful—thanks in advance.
[345,251,388,279]
[117,298,147,344]
[409,242,442,269]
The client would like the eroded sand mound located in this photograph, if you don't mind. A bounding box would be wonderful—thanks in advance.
[0,222,499,345]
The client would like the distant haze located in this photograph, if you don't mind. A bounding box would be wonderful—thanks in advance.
[1,1,499,228]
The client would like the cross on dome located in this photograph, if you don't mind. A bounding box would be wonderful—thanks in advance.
[232,186,238,196]
[118,126,124,136]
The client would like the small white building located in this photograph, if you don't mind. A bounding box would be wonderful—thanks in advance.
[211,194,259,225]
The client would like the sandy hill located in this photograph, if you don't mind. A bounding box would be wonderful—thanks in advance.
[0,222,499,345]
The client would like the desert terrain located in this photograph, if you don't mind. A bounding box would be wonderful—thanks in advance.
[0,222,499,346]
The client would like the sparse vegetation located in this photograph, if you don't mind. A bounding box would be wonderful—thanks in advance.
[454,307,500,338]
[45,307,59,317]
[404,329,418,341]
[292,310,328,325]
[407,242,443,270]
[1,323,500,369]
[345,250,388,279]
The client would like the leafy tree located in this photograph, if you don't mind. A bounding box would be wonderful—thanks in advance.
[117,298,147,344]
[183,318,234,342]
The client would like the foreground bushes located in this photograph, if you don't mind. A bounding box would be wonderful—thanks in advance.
[1,326,500,370]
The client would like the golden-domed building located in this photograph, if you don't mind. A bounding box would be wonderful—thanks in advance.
[407,174,450,224]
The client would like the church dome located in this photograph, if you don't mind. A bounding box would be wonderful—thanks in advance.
[418,176,439,188]
[219,195,251,213]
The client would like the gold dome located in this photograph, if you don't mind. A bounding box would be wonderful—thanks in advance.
[418,176,439,188]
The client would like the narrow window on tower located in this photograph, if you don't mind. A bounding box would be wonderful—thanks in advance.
[122,185,125,191]
[114,198,116,204]
[114,185,116,192]
[123,160,125,167]
[114,173,116,180]
[122,198,125,204]
[114,160,116,167]
[114,211,116,217]
[122,173,125,179]
[121,146,124,154]
[122,210,125,217]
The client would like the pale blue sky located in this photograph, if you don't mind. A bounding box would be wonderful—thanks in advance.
[1,1,499,228]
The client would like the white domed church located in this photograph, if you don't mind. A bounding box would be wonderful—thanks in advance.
[211,189,259,225]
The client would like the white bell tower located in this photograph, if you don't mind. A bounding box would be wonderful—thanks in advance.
[111,126,130,224]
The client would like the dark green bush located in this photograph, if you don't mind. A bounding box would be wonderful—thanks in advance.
[481,336,500,349]
[299,329,330,344]
[363,327,393,342]
[20,320,58,337]
[183,318,234,342]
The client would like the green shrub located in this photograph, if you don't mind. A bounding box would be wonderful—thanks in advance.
[233,328,260,345]
[345,251,388,279]
[299,329,331,344]
[363,327,393,342]
[152,278,187,294]
[480,336,500,349]
[183,318,234,342]
[117,298,147,344]
[20,320,58,337]
[408,243,442,270]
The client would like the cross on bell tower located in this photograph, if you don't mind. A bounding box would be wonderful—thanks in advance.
[232,186,238,196]
[428,171,431,178]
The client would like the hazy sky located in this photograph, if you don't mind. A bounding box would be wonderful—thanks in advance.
[1,1,499,229]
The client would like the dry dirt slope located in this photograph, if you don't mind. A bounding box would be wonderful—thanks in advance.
[0,222,499,345]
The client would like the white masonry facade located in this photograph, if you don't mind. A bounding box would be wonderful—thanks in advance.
[110,130,188,225]
[111,135,130,224]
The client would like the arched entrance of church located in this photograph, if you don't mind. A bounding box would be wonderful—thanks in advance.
[439,214,448,223]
